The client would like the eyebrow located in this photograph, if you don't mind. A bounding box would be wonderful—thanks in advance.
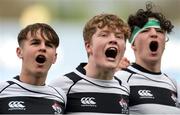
[30,38,40,42]
[99,30,109,33]
[100,29,123,33]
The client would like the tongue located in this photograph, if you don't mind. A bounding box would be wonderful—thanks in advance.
[149,41,158,52]
[36,55,46,64]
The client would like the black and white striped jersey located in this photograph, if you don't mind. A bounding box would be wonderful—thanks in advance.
[0,76,66,114]
[115,63,180,114]
[50,63,130,115]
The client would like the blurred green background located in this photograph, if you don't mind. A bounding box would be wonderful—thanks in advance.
[0,0,179,25]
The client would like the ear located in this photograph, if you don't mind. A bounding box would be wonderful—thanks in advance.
[52,53,57,64]
[85,41,92,54]
[131,44,136,51]
[16,47,23,59]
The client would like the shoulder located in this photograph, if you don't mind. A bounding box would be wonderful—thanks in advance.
[0,81,10,92]
[115,69,132,76]
[49,75,73,86]
[49,72,82,94]
[115,68,135,82]
[163,73,178,91]
[48,85,67,105]
[0,80,16,99]
[114,76,130,94]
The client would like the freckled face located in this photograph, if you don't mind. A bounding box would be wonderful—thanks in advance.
[86,26,126,70]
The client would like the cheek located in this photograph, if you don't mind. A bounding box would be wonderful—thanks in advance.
[160,41,166,51]
[118,41,126,55]
[137,38,146,48]
[22,49,34,58]
[158,36,166,49]
[92,46,100,57]
[119,41,126,49]
[91,42,101,54]
[49,51,57,63]
[132,40,144,52]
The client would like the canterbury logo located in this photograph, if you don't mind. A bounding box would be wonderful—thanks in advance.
[81,97,96,105]
[8,101,25,110]
[138,90,153,97]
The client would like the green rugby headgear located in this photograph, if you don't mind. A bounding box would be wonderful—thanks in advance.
[129,18,161,44]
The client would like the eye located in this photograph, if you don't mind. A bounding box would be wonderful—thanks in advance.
[31,40,40,45]
[116,34,124,40]
[32,42,38,45]
[156,28,165,33]
[45,42,54,48]
[141,28,149,33]
[99,32,108,37]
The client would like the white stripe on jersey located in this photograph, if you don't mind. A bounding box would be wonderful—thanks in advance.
[0,76,67,114]
[0,78,66,103]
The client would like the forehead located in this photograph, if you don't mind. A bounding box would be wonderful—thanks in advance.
[26,29,49,41]
[96,26,123,33]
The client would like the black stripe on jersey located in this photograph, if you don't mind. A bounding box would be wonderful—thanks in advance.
[114,76,122,85]
[131,63,161,75]
[66,92,129,114]
[122,68,136,74]
[129,86,177,107]
[65,72,83,83]
[0,96,65,114]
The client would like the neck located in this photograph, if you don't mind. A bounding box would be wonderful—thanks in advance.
[84,63,115,80]
[136,59,161,73]
[19,71,47,86]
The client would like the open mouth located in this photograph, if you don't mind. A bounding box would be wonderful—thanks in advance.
[36,55,46,64]
[149,41,158,52]
[105,47,117,59]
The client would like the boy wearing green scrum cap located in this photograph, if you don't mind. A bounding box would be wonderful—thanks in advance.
[115,2,180,114]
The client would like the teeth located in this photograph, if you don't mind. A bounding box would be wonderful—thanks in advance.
[109,47,116,50]
[105,47,117,59]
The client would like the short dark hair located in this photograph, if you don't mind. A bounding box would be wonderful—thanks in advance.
[18,23,59,48]
[128,2,174,34]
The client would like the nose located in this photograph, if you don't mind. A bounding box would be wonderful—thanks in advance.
[149,28,158,38]
[39,43,46,52]
[109,35,118,44]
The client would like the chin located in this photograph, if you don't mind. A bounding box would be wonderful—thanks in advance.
[34,69,47,75]
[106,63,117,70]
